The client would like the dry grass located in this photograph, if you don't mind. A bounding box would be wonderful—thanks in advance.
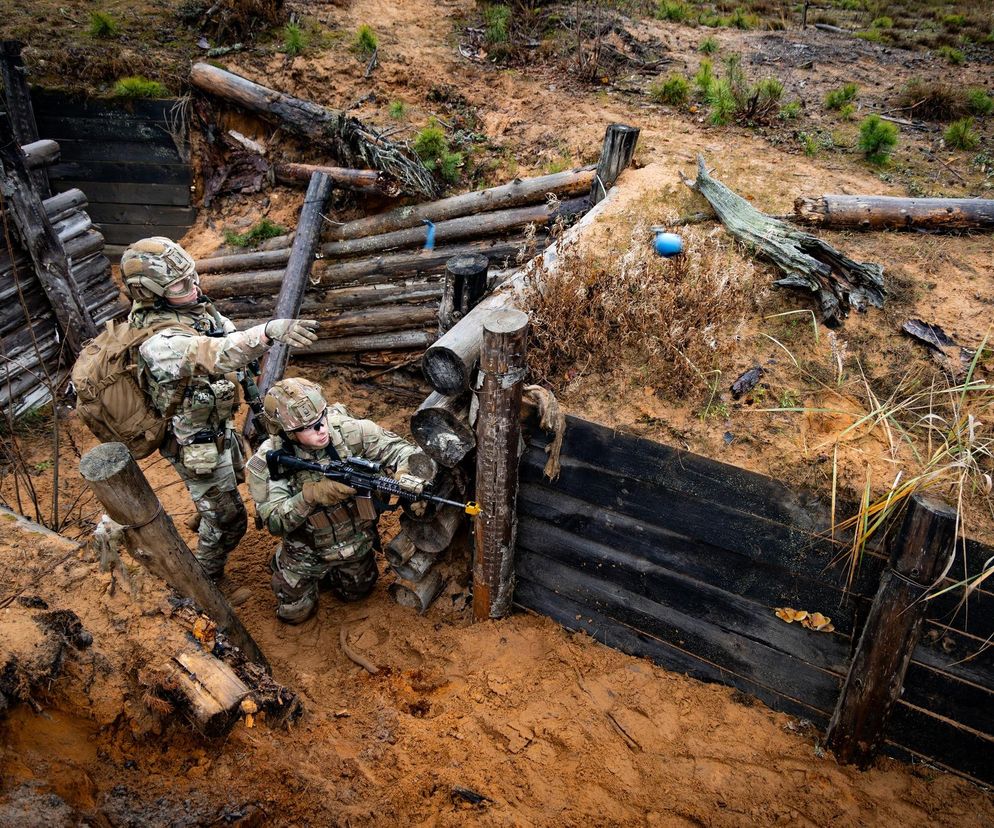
[522,224,756,401]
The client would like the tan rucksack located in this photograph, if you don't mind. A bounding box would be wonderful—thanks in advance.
[71,319,191,459]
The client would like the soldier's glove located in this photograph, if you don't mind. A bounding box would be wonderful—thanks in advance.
[301,479,356,507]
[264,318,320,348]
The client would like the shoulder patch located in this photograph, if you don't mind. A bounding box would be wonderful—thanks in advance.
[246,454,268,474]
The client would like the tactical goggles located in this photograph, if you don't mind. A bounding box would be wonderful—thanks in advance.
[162,273,200,298]
[290,408,328,434]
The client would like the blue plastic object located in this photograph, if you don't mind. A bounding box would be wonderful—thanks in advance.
[423,219,436,251]
[652,229,683,257]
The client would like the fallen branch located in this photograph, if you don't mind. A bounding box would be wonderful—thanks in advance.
[794,195,994,231]
[339,624,379,675]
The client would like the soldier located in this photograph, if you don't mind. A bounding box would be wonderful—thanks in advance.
[122,236,320,580]
[246,378,426,624]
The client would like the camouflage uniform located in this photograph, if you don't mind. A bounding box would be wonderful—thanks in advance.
[133,300,269,578]
[247,403,421,623]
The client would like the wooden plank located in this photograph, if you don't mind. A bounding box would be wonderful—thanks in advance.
[34,114,177,145]
[518,483,865,636]
[31,89,180,121]
[924,587,994,644]
[98,224,194,246]
[85,202,197,226]
[514,577,831,726]
[901,661,994,738]
[887,702,994,785]
[47,161,191,185]
[516,549,843,712]
[519,449,884,598]
[517,516,852,672]
[52,138,184,165]
[53,180,191,207]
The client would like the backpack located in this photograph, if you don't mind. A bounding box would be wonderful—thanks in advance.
[71,319,191,459]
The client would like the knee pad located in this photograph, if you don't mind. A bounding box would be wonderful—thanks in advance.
[326,555,379,602]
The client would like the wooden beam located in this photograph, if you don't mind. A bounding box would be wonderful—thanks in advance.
[794,195,994,231]
[826,493,957,768]
[273,161,393,195]
[299,329,435,355]
[1,41,49,197]
[171,647,249,736]
[440,253,488,333]
[20,139,59,171]
[590,123,639,204]
[79,442,269,669]
[473,309,528,620]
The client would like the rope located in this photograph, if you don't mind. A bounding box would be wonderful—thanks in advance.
[121,501,164,531]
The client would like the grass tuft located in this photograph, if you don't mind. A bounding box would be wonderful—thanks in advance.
[650,73,690,106]
[283,22,306,57]
[353,24,378,55]
[484,4,511,44]
[698,36,719,54]
[858,114,899,166]
[967,89,994,117]
[825,83,858,110]
[224,219,287,248]
[112,76,168,98]
[88,11,119,38]
[944,117,979,150]
[937,45,965,64]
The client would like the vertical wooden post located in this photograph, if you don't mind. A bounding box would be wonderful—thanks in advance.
[1,40,49,198]
[440,253,489,334]
[801,1,810,29]
[589,124,640,205]
[0,115,97,355]
[79,442,270,670]
[473,309,528,621]
[826,493,957,767]
[244,171,333,440]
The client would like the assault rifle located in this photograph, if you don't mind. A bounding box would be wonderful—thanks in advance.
[266,449,481,517]
[237,360,269,450]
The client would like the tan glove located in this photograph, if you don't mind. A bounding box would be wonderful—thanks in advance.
[301,479,356,506]
[264,318,320,348]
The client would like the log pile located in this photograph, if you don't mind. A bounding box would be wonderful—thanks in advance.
[1,138,124,414]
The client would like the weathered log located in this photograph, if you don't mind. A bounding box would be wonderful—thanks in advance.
[793,195,994,231]
[20,139,59,171]
[273,162,394,195]
[826,494,957,768]
[411,391,476,468]
[385,531,418,568]
[300,330,436,355]
[389,570,445,614]
[200,267,288,298]
[0,117,98,354]
[237,303,438,339]
[319,198,586,260]
[326,167,597,241]
[78,442,269,669]
[189,62,436,199]
[440,253,489,333]
[422,187,617,395]
[682,155,885,326]
[402,506,464,555]
[1,41,49,198]
[249,171,333,441]
[590,124,640,204]
[171,647,249,736]
[473,310,528,621]
[394,550,438,582]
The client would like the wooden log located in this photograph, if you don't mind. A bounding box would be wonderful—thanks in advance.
[196,249,291,275]
[385,531,418,568]
[300,329,435,355]
[389,570,445,614]
[0,118,98,354]
[326,167,597,241]
[171,647,249,736]
[826,494,958,768]
[319,198,586,260]
[393,550,438,582]
[440,253,489,333]
[273,162,394,195]
[189,62,436,199]
[78,442,269,669]
[402,506,464,555]
[21,139,59,171]
[793,195,994,231]
[1,40,49,198]
[216,279,443,319]
[473,310,528,620]
[590,124,640,204]
[249,171,333,441]
[411,391,476,468]
[422,186,615,395]
[682,155,885,326]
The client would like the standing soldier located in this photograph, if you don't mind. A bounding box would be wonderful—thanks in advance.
[246,378,428,624]
[121,237,319,580]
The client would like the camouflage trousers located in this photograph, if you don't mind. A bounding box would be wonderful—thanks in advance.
[270,529,379,624]
[163,432,247,579]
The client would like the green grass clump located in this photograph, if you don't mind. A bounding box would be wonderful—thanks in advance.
[699,36,719,54]
[353,24,378,55]
[706,78,736,125]
[967,89,994,116]
[112,76,168,98]
[855,29,883,42]
[88,11,119,38]
[728,7,759,29]
[942,14,966,27]
[655,1,689,22]
[871,16,893,29]
[389,100,407,119]
[650,73,690,106]
[414,120,462,183]
[838,102,856,120]
[224,219,287,249]
[694,59,715,95]
[937,45,965,64]
[283,22,306,56]
[484,4,511,43]
[825,83,858,110]
[944,117,979,150]
[799,132,818,157]
[858,115,898,165]
[780,100,801,120]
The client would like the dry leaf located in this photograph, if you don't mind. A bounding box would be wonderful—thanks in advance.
[803,612,832,631]
[245,714,255,729]
[240,698,258,715]
[192,616,217,649]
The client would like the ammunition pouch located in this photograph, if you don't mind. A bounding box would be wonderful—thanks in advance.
[181,428,226,475]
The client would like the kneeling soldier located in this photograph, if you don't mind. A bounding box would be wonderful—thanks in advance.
[247,378,425,623]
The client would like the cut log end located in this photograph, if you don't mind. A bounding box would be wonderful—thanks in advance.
[483,308,529,335]
[79,442,132,482]
[422,348,471,396]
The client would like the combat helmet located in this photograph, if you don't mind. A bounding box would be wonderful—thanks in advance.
[264,378,328,433]
[121,237,199,303]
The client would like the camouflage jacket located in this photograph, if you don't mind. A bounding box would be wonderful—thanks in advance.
[246,404,420,537]
[132,301,269,445]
